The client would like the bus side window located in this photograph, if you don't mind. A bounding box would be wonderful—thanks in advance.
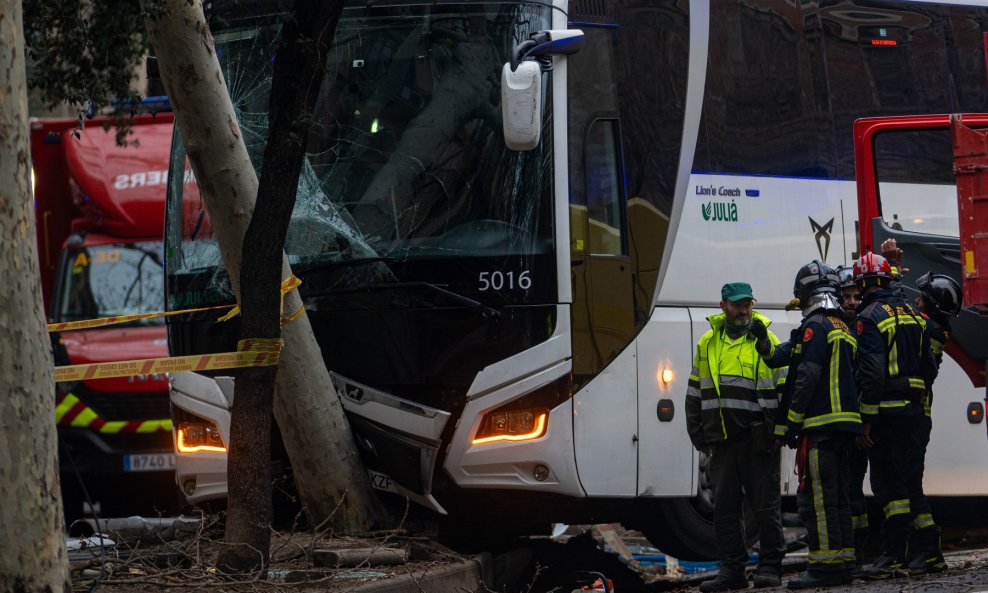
[584,118,627,256]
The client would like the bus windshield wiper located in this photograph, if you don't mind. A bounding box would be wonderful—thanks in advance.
[377,282,501,320]
[315,281,500,319]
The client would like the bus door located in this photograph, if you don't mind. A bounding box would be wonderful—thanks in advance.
[568,24,638,496]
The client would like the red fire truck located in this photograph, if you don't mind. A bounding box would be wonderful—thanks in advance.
[854,114,988,436]
[32,113,185,520]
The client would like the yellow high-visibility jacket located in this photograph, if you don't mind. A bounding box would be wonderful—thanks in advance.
[685,311,786,448]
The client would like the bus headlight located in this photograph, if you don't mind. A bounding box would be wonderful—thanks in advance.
[472,408,548,445]
[176,421,227,453]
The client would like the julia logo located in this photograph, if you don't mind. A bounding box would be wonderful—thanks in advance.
[702,200,738,222]
[809,216,834,260]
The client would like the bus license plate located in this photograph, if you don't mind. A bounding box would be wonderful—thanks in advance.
[368,469,398,493]
[123,453,176,472]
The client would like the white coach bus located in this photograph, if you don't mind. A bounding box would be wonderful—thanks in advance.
[164,0,988,559]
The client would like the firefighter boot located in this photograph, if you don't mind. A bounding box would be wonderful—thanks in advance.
[907,526,947,575]
[698,573,749,592]
[851,527,870,579]
[787,571,845,590]
[863,517,909,581]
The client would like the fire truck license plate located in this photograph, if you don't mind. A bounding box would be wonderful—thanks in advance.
[123,454,176,472]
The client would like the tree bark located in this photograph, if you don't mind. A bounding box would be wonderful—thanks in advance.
[0,1,72,590]
[143,0,384,562]
[215,0,350,573]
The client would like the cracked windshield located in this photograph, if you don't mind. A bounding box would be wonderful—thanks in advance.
[59,243,165,323]
[169,3,554,304]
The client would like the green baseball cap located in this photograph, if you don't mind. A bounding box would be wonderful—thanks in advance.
[721,282,755,302]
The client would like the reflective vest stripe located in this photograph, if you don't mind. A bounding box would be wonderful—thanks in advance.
[883,499,911,518]
[888,334,900,377]
[700,398,765,412]
[802,412,862,429]
[912,513,935,529]
[829,341,841,413]
[827,329,857,348]
[808,550,846,564]
[879,400,911,409]
[809,448,829,553]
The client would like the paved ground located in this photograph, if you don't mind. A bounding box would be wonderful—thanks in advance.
[657,549,988,592]
[65,518,988,593]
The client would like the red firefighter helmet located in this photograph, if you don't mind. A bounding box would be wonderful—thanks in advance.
[852,252,895,287]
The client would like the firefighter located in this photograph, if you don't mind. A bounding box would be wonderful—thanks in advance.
[902,271,961,574]
[755,261,860,589]
[685,282,787,592]
[835,265,870,575]
[880,239,962,574]
[853,252,938,580]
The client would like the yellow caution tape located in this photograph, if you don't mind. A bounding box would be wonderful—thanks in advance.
[216,276,303,322]
[54,338,284,383]
[48,276,303,332]
[47,304,235,332]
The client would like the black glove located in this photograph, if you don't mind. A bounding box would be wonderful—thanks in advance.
[750,318,768,341]
[785,428,801,449]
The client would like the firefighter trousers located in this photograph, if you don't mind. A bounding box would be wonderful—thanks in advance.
[708,432,786,578]
[905,415,935,531]
[868,417,914,561]
[848,444,870,565]
[797,434,855,575]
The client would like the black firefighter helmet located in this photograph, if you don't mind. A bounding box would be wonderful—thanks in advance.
[793,260,841,303]
[916,272,963,318]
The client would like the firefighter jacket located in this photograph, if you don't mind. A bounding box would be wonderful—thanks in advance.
[685,311,787,448]
[920,313,950,417]
[855,289,937,422]
[762,311,862,441]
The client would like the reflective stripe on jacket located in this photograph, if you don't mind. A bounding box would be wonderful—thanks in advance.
[855,289,937,421]
[764,312,862,438]
[685,311,786,448]
[920,314,949,417]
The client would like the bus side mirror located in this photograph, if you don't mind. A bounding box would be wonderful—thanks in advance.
[501,29,584,152]
[501,61,542,151]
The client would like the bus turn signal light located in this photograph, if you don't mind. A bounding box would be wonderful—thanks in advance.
[176,421,227,453]
[967,402,984,424]
[472,408,548,445]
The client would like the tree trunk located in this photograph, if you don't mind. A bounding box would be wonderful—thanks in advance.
[215,0,349,573]
[0,1,72,590]
[144,0,384,554]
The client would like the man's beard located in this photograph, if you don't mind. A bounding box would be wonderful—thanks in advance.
[728,315,750,327]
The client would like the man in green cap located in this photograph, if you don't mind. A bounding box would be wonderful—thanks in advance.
[686,282,788,591]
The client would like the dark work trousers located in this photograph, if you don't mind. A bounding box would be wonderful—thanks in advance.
[848,444,870,564]
[797,435,855,575]
[708,433,786,578]
[904,415,935,530]
[868,418,914,561]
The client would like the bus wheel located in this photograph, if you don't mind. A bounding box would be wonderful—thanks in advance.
[640,453,757,561]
